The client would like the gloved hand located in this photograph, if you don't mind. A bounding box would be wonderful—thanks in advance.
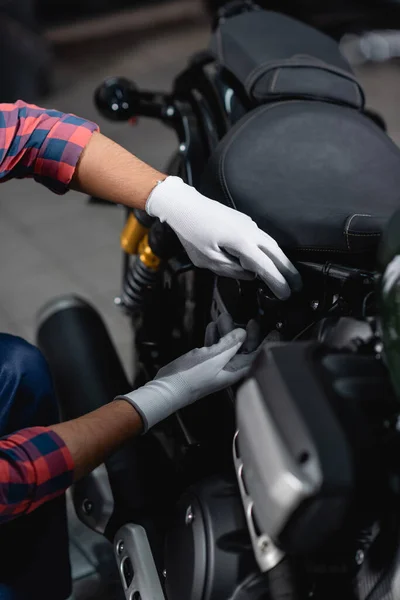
[205,312,261,373]
[116,314,261,432]
[146,176,301,300]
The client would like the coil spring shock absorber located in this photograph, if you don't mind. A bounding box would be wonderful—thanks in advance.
[119,208,181,314]
[121,234,161,312]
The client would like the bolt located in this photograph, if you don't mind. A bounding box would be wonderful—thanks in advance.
[185,506,194,525]
[179,143,187,153]
[310,300,319,311]
[355,549,364,566]
[166,107,175,117]
[259,539,269,553]
[82,499,93,515]
[117,541,124,556]
[275,322,283,331]
[162,569,167,578]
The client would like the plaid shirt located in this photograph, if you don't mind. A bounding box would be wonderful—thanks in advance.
[0,99,99,193]
[0,428,74,524]
[0,101,98,522]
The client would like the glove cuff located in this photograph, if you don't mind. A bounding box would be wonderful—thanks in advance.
[114,380,178,433]
[145,175,186,218]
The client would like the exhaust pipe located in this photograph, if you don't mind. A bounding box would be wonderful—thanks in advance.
[36,296,173,550]
[36,295,130,420]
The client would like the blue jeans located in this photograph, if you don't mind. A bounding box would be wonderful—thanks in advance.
[0,334,71,600]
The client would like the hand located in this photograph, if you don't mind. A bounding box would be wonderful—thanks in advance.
[146,176,301,300]
[205,313,262,373]
[116,315,260,432]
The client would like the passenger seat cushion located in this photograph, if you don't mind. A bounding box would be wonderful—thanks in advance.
[210,10,364,108]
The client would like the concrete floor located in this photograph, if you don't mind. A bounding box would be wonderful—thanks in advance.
[2,7,400,598]
[0,14,208,378]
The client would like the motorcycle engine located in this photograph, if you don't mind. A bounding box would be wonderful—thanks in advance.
[164,476,256,600]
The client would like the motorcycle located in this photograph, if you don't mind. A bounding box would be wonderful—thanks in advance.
[36,2,400,598]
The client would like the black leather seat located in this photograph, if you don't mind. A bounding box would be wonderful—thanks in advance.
[200,100,400,262]
[210,10,364,109]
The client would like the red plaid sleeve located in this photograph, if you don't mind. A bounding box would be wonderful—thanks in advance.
[0,100,99,194]
[0,427,74,524]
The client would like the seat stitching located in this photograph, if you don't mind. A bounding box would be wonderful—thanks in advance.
[347,232,381,237]
[344,213,372,251]
[299,247,349,253]
[245,57,361,98]
[246,56,338,89]
[270,68,281,92]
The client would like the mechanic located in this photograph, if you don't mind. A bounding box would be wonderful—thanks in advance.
[0,101,300,599]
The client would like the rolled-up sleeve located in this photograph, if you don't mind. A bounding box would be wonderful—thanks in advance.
[0,427,74,524]
[0,100,99,194]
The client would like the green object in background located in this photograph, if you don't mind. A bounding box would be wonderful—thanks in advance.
[379,209,400,399]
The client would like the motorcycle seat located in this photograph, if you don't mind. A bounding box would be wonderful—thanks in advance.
[210,10,364,109]
[200,100,400,262]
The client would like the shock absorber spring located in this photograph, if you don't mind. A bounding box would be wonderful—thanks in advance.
[121,234,161,313]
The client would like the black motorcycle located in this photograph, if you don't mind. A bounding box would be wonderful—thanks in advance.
[37,3,400,599]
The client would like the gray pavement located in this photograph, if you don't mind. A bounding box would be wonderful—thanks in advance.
[0,18,208,376]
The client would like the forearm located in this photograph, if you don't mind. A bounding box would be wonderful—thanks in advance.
[71,132,166,210]
[52,399,143,481]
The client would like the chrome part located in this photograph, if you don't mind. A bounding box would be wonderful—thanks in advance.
[355,549,365,566]
[114,524,165,600]
[82,499,93,515]
[234,377,322,556]
[73,464,114,535]
[117,541,125,556]
[233,430,284,572]
[185,505,195,526]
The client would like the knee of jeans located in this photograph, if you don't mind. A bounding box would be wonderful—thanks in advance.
[0,334,52,395]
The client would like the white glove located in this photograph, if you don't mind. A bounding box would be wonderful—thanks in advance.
[146,176,301,300]
[116,315,260,432]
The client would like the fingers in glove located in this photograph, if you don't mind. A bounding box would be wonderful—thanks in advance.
[205,328,247,373]
[241,319,261,354]
[205,321,219,347]
[216,312,235,338]
[240,247,292,300]
[257,233,302,292]
[222,242,291,300]
[209,250,255,280]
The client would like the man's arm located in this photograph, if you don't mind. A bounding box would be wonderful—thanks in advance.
[0,100,98,193]
[0,401,142,525]
[0,101,300,298]
[52,400,142,481]
[0,322,252,524]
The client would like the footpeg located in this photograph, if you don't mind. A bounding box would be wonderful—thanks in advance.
[114,524,165,600]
